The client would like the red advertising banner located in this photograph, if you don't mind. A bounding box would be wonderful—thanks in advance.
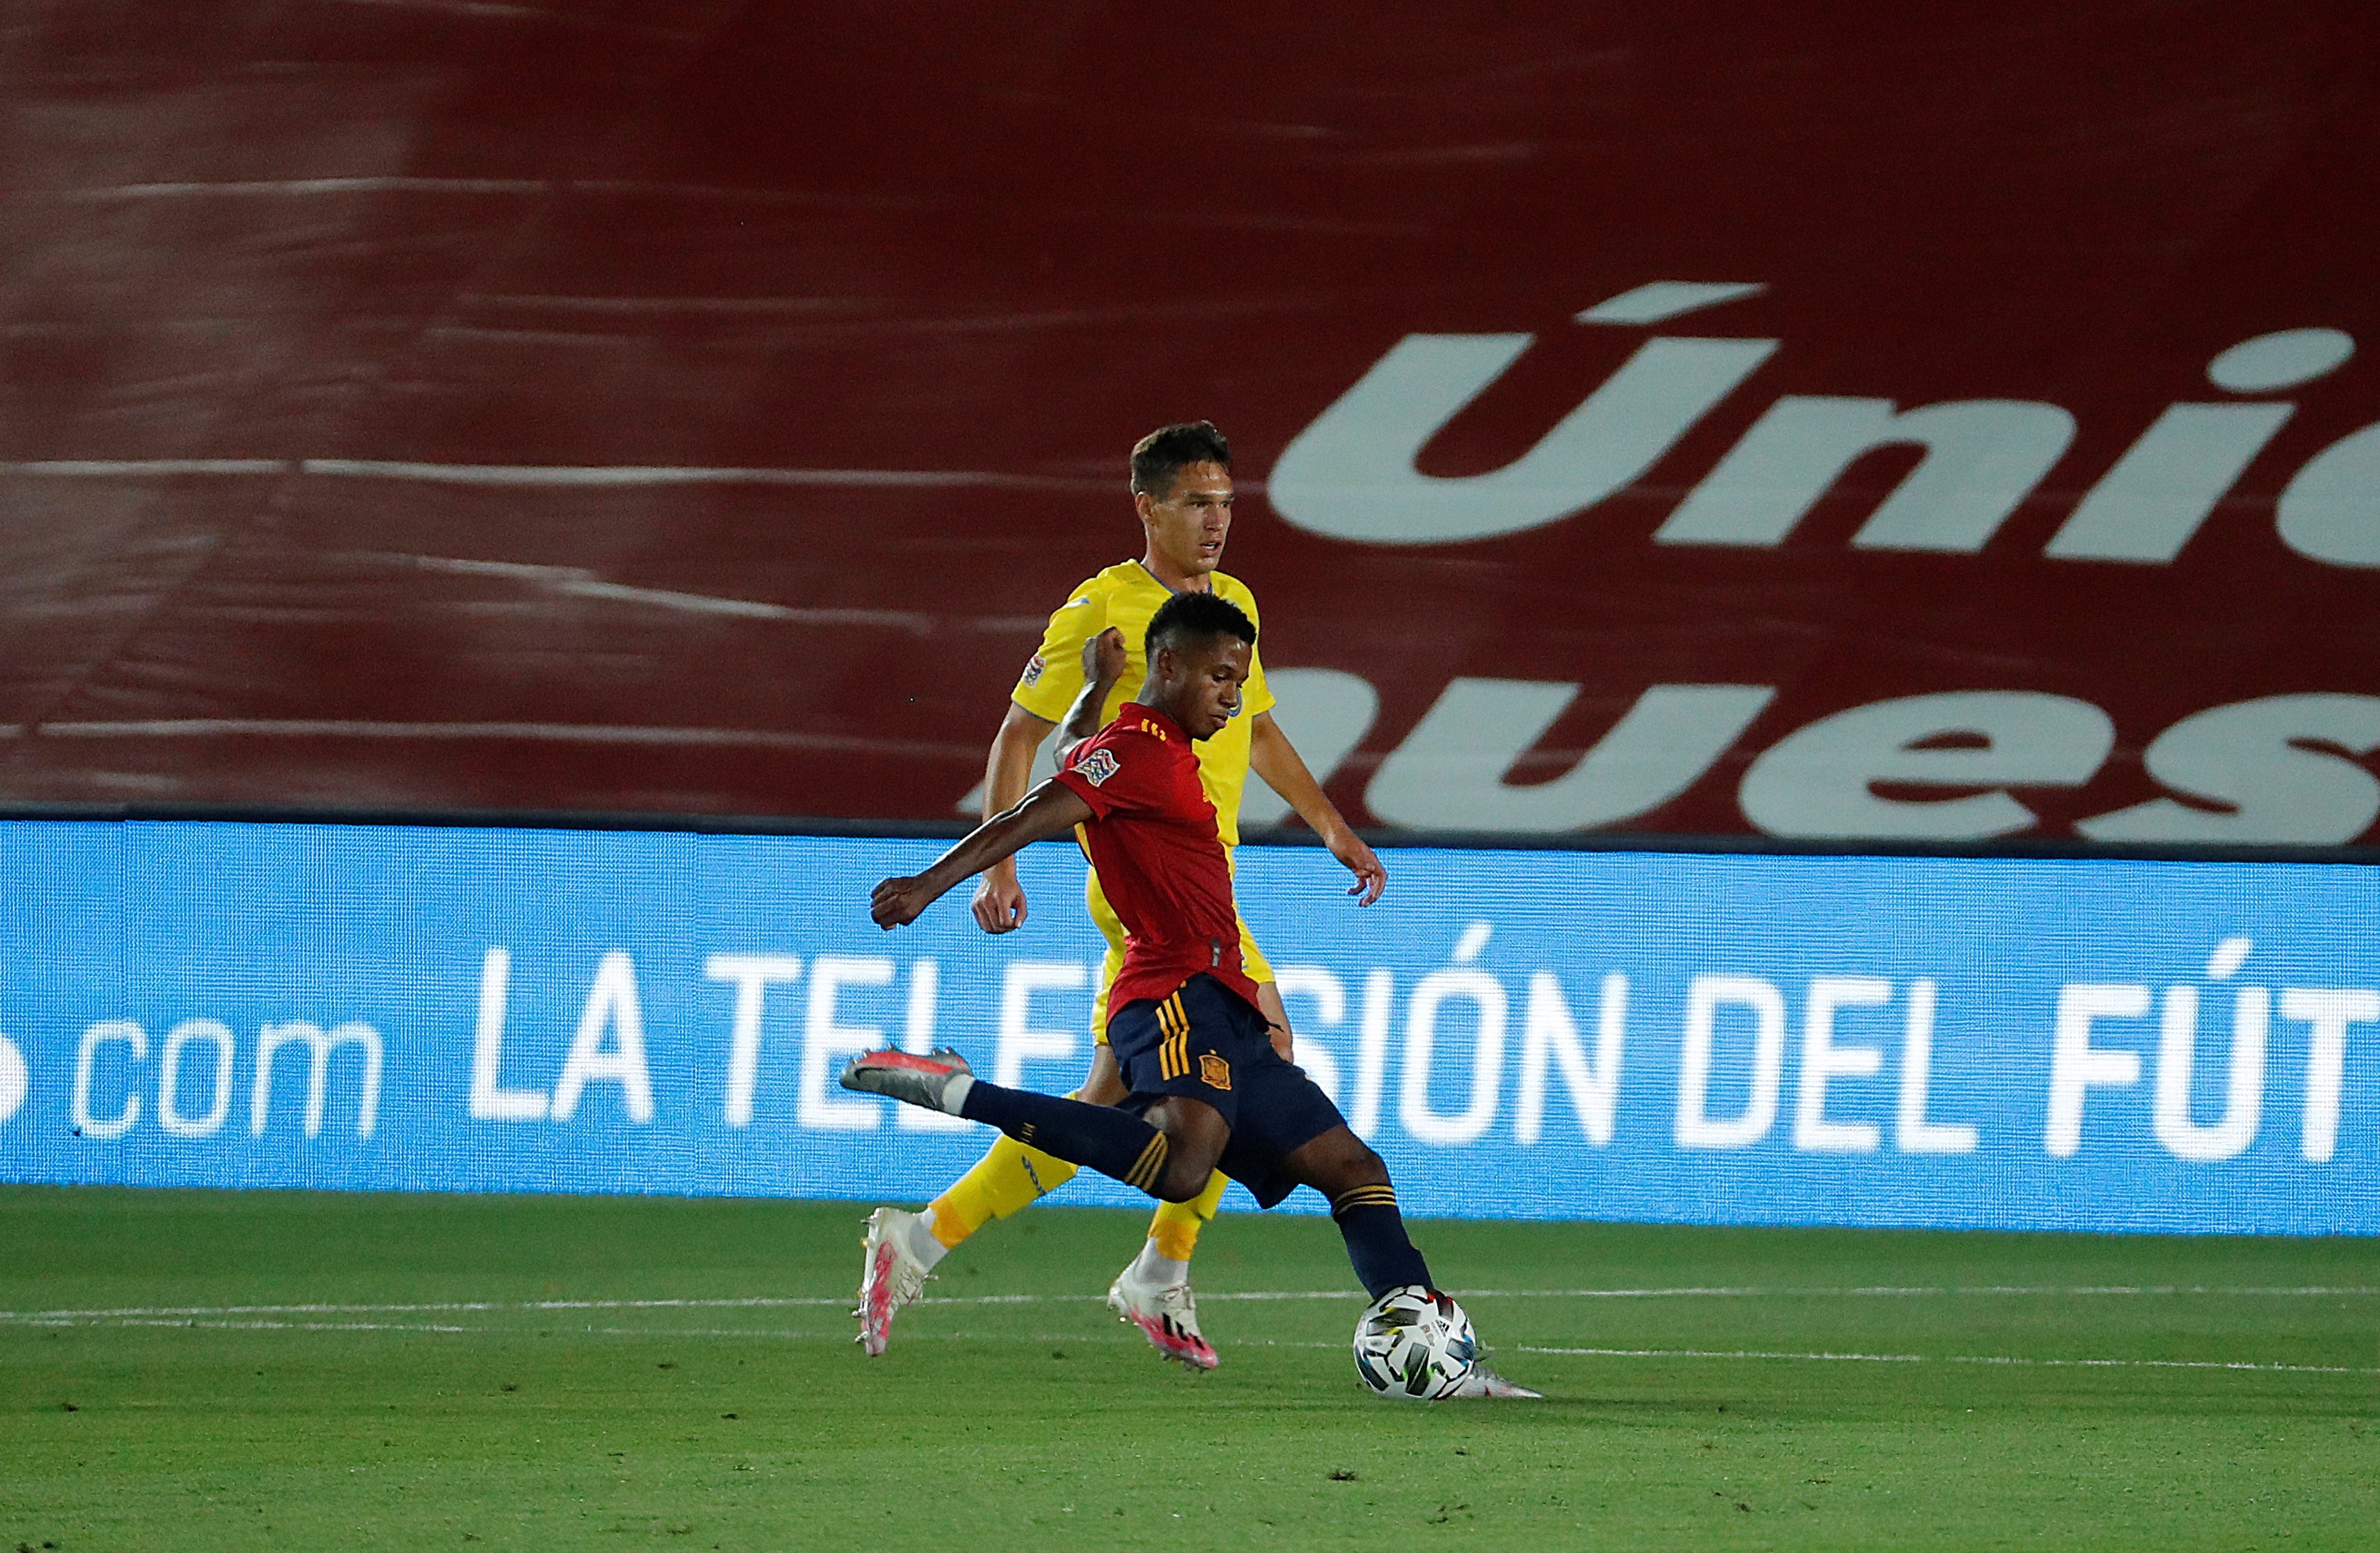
[4,2,2377,843]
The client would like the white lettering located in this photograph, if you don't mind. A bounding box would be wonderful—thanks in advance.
[72,1021,144,1140]
[250,1020,382,1139]
[1895,979,1977,1154]
[1273,965,1347,1105]
[705,952,802,1128]
[2045,984,2149,1157]
[1240,672,1380,828]
[2153,985,2266,1162]
[551,951,655,1124]
[1269,334,1778,545]
[1676,975,1786,1149]
[468,947,547,1122]
[2277,421,2380,566]
[1577,282,1767,325]
[1656,396,2075,552]
[0,1034,24,1125]
[2206,937,2253,981]
[993,961,1086,1091]
[1514,970,1626,1146]
[157,1018,235,1138]
[1367,680,1774,832]
[2077,695,2380,844]
[2278,987,2379,1163]
[1793,976,1891,1153]
[895,960,968,1133]
[800,955,896,1131]
[2046,403,2294,563]
[1349,969,1395,1139]
[2206,328,2354,393]
[1399,967,1506,1146]
[1741,691,2113,839]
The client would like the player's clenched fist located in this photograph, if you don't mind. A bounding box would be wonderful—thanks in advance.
[871,875,934,928]
[1081,624,1127,688]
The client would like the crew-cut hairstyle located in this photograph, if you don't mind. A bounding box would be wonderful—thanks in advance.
[1146,588,1257,659]
[1129,420,1232,498]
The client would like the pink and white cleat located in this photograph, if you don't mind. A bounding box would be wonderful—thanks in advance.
[840,1047,974,1115]
[1106,1265,1219,1370]
[853,1206,933,1356]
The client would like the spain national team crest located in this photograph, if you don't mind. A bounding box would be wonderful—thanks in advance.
[1199,1052,1231,1091]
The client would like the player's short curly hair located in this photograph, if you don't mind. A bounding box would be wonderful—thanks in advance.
[1146,588,1256,659]
[1129,421,1231,498]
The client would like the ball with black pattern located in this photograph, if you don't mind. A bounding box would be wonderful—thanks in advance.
[1352,1285,1477,1400]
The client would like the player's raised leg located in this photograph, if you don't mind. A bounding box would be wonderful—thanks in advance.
[843,1046,1228,1204]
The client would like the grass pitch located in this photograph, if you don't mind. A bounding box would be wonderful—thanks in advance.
[1,1187,2375,1551]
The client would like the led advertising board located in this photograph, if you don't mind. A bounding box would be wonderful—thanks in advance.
[0,822,2371,1235]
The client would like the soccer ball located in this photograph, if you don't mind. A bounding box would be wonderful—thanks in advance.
[1352,1286,1477,1400]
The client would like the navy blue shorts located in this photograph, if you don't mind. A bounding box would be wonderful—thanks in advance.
[1106,972,1347,1209]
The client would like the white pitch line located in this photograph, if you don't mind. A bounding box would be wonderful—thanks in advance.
[19,1315,2371,1376]
[1467,1285,2380,1300]
[1518,1346,2379,1377]
[0,1296,859,1322]
[1521,1346,1927,1364]
[6,1284,2373,1328]
[1946,1355,2375,1376]
[58,1318,477,1333]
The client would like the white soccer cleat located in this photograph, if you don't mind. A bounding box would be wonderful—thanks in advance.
[853,1206,933,1357]
[1106,1266,1219,1371]
[1442,1364,1543,1399]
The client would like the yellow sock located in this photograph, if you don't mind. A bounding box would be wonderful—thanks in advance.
[926,1132,1080,1249]
[1147,1169,1227,1262]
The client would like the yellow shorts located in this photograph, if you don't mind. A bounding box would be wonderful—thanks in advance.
[1086,863,1274,1041]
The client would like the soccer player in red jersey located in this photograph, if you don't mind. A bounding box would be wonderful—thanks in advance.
[854,423,1380,1371]
[843,590,1534,1396]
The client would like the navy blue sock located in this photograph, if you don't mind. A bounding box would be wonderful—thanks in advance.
[958,1082,1173,1195]
[1330,1183,1433,1298]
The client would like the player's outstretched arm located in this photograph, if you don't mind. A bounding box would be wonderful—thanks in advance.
[1249,711,1387,905]
[872,779,1097,929]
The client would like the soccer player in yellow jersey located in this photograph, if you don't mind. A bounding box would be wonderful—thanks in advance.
[855,421,1386,1366]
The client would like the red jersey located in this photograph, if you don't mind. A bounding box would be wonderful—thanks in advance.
[1050,702,1261,1017]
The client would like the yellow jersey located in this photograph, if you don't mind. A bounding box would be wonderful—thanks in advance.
[1010,561,1274,847]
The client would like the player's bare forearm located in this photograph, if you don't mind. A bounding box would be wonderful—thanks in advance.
[970,704,1055,932]
[1249,711,1387,905]
[982,707,1053,822]
[873,780,1096,928]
